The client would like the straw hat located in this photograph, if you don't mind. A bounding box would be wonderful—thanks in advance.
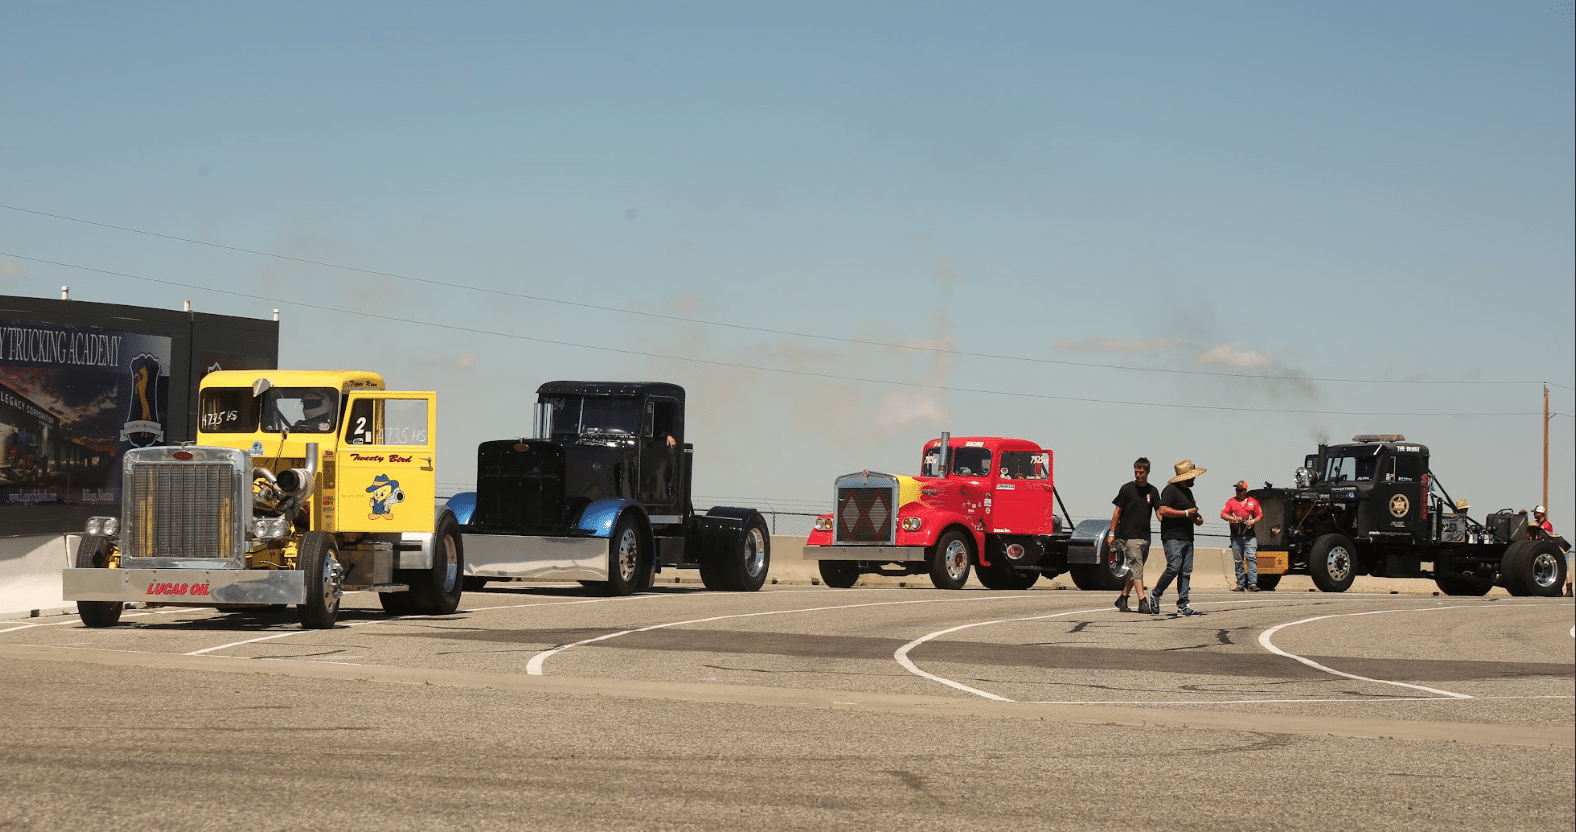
[1169,459,1206,484]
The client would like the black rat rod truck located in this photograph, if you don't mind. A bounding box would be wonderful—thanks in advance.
[62,370,465,629]
[1248,434,1567,596]
[449,381,771,593]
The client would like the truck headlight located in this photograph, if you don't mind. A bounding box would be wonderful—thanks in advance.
[814,516,833,532]
[252,516,291,540]
[902,516,923,532]
[84,516,118,537]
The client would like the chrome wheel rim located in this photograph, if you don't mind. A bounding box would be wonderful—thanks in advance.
[743,527,767,578]
[440,533,459,593]
[617,528,639,582]
[943,539,968,581]
[321,551,343,614]
[1326,545,1352,583]
[1532,551,1560,589]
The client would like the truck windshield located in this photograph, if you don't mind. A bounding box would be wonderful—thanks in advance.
[1325,454,1377,484]
[951,447,992,477]
[544,396,642,437]
[200,387,339,434]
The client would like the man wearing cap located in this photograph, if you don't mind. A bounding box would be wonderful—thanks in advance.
[1148,459,1207,616]
[1532,506,1553,534]
[1221,481,1263,592]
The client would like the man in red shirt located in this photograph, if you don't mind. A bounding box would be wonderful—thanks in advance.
[1533,506,1553,533]
[1221,481,1264,592]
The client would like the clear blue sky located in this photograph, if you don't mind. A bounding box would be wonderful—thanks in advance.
[3,1,1572,532]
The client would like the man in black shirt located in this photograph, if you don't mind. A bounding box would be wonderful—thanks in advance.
[1107,457,1160,613]
[1148,459,1207,617]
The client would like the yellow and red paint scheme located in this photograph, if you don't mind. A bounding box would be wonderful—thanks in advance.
[805,436,1058,561]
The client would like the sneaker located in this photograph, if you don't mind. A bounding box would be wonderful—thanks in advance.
[1137,597,1153,614]
[1247,584,1261,593]
[1178,605,1205,617]
[1230,586,1246,592]
[1115,595,1130,613]
[1146,592,1161,615]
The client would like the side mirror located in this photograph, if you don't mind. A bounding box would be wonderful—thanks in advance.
[252,378,273,397]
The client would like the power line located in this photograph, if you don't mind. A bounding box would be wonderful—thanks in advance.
[1,250,1547,419]
[0,202,1557,388]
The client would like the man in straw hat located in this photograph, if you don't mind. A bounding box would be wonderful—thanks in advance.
[1147,459,1207,616]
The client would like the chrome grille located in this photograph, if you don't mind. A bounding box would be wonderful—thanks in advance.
[836,486,895,544]
[123,458,242,560]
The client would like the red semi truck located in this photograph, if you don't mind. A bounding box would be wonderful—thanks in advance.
[803,433,1122,590]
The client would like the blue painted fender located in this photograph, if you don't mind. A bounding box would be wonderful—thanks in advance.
[445,492,477,526]
[575,497,643,538]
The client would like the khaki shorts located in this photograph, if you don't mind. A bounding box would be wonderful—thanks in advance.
[1114,539,1149,576]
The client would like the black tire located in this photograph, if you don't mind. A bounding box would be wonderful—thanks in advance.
[1308,533,1358,593]
[929,529,973,590]
[715,514,771,592]
[976,560,1040,590]
[75,534,123,628]
[818,561,860,588]
[1503,539,1567,597]
[296,532,343,629]
[1499,541,1531,596]
[604,515,645,596]
[1069,537,1127,592]
[408,514,465,615]
[378,590,417,615]
[462,576,490,592]
[1255,574,1283,591]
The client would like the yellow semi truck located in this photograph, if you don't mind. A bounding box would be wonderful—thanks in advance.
[61,369,463,629]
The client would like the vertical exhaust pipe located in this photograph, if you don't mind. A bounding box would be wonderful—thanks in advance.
[938,431,951,478]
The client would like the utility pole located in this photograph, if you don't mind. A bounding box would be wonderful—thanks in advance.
[1543,384,1550,511]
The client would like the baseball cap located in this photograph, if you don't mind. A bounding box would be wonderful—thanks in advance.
[1534,505,1546,514]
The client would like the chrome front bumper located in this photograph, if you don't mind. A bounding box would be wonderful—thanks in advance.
[62,568,307,605]
[802,545,927,563]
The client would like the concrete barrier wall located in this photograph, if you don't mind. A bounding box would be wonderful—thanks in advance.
[0,534,77,620]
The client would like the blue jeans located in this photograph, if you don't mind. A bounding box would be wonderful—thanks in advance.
[1152,538,1193,606]
[1230,534,1258,588]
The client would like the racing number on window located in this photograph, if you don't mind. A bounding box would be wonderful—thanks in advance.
[346,399,428,446]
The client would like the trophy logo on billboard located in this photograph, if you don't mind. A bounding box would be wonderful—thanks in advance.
[120,353,166,447]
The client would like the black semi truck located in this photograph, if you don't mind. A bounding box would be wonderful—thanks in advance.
[450,381,771,593]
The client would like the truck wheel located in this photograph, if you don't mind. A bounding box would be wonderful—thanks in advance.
[1308,533,1357,593]
[408,514,465,615]
[977,561,1039,590]
[929,530,973,590]
[604,516,645,596]
[1503,539,1567,597]
[818,561,860,588]
[1255,574,1282,591]
[75,534,123,628]
[1069,539,1127,592]
[297,532,343,629]
[715,514,771,592]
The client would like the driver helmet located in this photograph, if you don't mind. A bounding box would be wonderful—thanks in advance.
[301,396,333,421]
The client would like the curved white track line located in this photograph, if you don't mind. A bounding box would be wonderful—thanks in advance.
[1255,605,1545,700]
[525,593,1045,675]
[893,607,1110,700]
[186,592,672,655]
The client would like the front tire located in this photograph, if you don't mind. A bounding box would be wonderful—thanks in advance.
[409,514,465,615]
[604,515,646,596]
[75,534,123,628]
[1308,533,1358,593]
[1255,574,1283,591]
[818,561,860,588]
[929,529,973,590]
[297,532,343,629]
